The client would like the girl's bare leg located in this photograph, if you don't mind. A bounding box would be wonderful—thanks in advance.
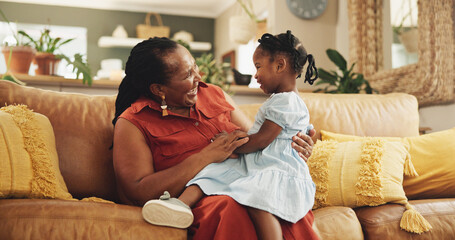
[247,207,282,240]
[179,184,205,207]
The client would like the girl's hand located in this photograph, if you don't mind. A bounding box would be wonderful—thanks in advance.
[292,128,316,162]
[202,130,249,163]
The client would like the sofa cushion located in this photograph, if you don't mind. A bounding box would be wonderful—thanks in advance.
[238,93,420,142]
[0,105,72,200]
[299,92,420,140]
[0,199,186,239]
[321,128,455,200]
[313,206,363,240]
[307,139,431,233]
[0,80,117,201]
[355,199,455,240]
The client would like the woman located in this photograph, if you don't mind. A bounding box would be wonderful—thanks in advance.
[112,37,318,239]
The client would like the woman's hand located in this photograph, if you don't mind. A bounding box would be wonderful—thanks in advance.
[292,128,316,162]
[201,130,249,163]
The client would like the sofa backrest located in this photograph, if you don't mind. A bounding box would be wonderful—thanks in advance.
[0,80,420,202]
[0,80,118,201]
[238,92,420,141]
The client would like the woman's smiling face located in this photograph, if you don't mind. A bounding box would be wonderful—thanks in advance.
[161,45,201,108]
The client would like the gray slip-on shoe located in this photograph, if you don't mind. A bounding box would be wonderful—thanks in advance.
[142,191,193,229]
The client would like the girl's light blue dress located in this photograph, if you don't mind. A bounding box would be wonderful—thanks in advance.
[186,91,315,223]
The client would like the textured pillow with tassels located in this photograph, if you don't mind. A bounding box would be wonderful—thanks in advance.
[0,105,72,200]
[308,139,432,234]
[0,105,114,204]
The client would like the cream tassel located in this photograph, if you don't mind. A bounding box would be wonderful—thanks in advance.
[404,152,419,177]
[400,203,432,234]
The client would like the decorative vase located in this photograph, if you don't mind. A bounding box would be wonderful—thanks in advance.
[1,46,36,74]
[34,52,61,76]
[229,16,256,44]
[232,68,252,85]
[398,28,418,53]
[112,25,128,38]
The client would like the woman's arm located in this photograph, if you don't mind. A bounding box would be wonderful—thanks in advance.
[113,118,248,206]
[223,91,252,132]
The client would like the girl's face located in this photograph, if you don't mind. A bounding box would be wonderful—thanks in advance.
[253,48,279,94]
[161,45,201,108]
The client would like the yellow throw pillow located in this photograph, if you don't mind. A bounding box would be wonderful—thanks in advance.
[321,128,455,199]
[0,105,72,200]
[308,139,431,234]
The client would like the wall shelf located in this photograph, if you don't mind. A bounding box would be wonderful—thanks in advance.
[97,36,212,52]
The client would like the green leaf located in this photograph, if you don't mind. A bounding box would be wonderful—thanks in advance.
[60,54,92,86]
[326,49,347,71]
[317,68,338,85]
[313,48,377,94]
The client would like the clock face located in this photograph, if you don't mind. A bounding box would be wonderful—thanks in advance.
[286,0,328,19]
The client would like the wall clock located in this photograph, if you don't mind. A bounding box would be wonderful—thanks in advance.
[286,0,328,20]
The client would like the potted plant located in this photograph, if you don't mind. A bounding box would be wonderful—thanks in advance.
[0,9,36,76]
[314,49,377,94]
[392,4,418,53]
[1,47,26,85]
[18,29,92,86]
[230,0,267,44]
[195,53,231,92]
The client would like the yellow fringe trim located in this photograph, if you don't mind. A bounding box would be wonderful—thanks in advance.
[81,197,115,204]
[355,139,385,206]
[1,104,61,199]
[400,203,432,234]
[307,140,337,209]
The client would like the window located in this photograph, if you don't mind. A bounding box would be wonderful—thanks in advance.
[0,22,87,78]
[390,0,418,68]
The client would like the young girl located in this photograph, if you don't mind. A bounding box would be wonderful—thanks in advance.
[142,30,318,239]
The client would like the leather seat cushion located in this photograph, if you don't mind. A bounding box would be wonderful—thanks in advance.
[0,199,186,240]
[313,206,364,240]
[354,199,455,239]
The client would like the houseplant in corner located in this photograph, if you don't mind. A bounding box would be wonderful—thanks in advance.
[195,53,231,93]
[19,28,92,86]
[314,49,376,94]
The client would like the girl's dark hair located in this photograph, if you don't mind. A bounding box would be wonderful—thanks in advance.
[112,37,178,126]
[258,30,318,84]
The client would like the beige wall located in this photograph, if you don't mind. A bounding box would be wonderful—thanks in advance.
[215,0,455,132]
[214,3,239,67]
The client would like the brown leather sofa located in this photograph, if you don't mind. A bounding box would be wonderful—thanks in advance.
[0,80,454,239]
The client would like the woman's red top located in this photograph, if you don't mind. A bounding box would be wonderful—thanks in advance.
[119,82,239,172]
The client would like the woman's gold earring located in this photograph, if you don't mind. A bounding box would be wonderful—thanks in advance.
[161,95,168,116]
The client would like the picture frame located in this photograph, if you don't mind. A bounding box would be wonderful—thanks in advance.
[221,50,236,69]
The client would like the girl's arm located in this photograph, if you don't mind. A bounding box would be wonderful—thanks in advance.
[234,119,282,154]
[224,90,314,160]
